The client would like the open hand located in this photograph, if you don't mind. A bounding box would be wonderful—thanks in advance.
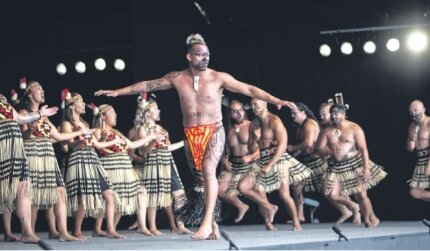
[39,105,59,117]
[94,90,118,97]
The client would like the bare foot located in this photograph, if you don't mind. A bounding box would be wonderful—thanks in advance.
[92,230,107,237]
[107,231,125,239]
[234,204,249,223]
[59,233,82,242]
[265,222,278,231]
[366,216,380,228]
[73,233,88,240]
[21,234,40,243]
[336,210,353,224]
[137,228,154,236]
[266,205,278,224]
[4,233,19,242]
[48,232,59,239]
[176,223,194,235]
[150,229,164,236]
[191,225,212,240]
[170,227,178,233]
[208,222,220,240]
[293,224,302,231]
[128,221,138,230]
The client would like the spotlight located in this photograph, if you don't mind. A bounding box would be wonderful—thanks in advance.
[340,42,353,55]
[386,38,400,52]
[114,59,125,71]
[56,63,67,75]
[75,61,86,74]
[319,44,331,57]
[407,30,428,53]
[94,58,106,71]
[363,41,376,54]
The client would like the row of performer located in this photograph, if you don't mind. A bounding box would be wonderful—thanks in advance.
[0,33,429,243]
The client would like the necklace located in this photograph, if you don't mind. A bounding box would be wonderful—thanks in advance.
[235,125,240,133]
[193,76,199,92]
[331,128,341,137]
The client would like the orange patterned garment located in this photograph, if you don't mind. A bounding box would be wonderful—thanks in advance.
[184,123,217,171]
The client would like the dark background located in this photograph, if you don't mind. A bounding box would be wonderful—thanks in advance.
[1,0,429,231]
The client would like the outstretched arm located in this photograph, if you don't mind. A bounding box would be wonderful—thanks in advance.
[221,72,296,110]
[94,71,180,97]
[14,105,58,125]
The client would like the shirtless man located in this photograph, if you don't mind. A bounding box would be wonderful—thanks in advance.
[406,100,430,202]
[218,100,260,223]
[318,102,356,224]
[317,104,386,227]
[239,99,309,231]
[94,34,295,239]
[287,103,326,222]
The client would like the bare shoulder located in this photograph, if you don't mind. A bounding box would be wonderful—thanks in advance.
[305,119,319,130]
[164,71,183,80]
[59,120,72,132]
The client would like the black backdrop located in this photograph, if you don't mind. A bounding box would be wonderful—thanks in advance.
[0,0,429,231]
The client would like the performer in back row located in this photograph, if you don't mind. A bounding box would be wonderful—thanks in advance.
[316,94,386,228]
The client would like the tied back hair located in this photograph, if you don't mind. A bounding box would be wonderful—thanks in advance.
[186,33,206,52]
[133,98,158,136]
[62,92,88,128]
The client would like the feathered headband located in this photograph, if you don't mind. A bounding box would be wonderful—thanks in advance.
[137,92,157,110]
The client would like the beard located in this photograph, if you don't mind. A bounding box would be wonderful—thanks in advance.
[231,117,243,125]
[196,60,209,71]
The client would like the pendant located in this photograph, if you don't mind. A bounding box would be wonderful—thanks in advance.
[235,126,240,133]
[332,129,341,137]
[193,76,199,92]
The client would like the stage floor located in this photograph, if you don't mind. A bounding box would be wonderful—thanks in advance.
[1,221,429,250]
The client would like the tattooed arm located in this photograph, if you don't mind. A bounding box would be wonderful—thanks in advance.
[94,71,181,97]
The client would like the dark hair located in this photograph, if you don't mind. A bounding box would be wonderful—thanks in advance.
[330,104,347,114]
[295,102,318,121]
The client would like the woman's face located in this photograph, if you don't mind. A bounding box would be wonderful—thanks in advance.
[103,107,117,127]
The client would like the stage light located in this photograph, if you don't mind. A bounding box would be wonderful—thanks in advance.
[56,63,67,75]
[363,41,376,54]
[319,44,331,57]
[94,58,106,71]
[340,42,353,55]
[75,61,86,74]
[386,38,400,52]
[407,31,428,53]
[114,59,125,71]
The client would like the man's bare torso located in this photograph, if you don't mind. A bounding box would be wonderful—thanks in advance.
[409,116,430,150]
[227,120,251,157]
[325,120,358,161]
[255,114,279,149]
[171,69,224,127]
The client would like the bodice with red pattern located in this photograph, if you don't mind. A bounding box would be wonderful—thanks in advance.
[0,101,14,121]
[28,117,52,138]
[153,126,169,149]
[73,125,93,147]
[97,129,127,156]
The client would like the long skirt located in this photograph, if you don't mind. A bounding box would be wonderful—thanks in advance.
[134,148,172,208]
[65,146,117,218]
[100,153,143,215]
[0,120,30,211]
[24,137,65,209]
